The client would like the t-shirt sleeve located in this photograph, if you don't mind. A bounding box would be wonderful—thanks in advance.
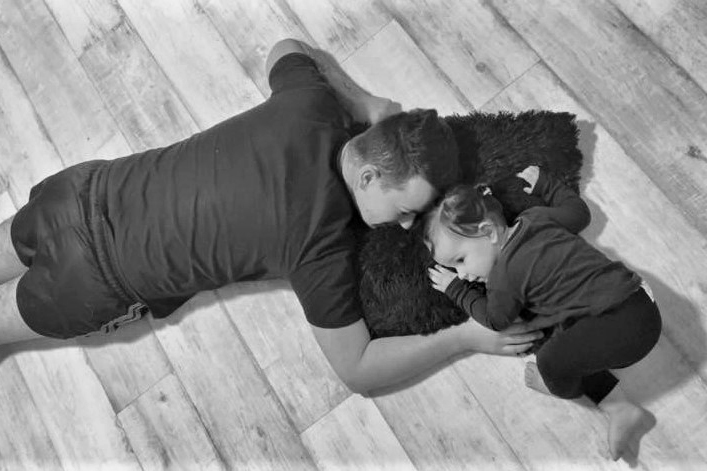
[527,171,591,234]
[445,278,523,331]
[289,245,362,329]
[269,52,332,96]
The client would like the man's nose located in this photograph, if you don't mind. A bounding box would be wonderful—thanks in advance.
[399,218,414,230]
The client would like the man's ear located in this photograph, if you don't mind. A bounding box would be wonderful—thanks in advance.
[359,165,380,189]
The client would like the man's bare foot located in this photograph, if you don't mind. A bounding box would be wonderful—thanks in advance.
[606,402,656,461]
[524,362,552,396]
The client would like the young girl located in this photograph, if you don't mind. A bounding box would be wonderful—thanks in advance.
[425,166,662,461]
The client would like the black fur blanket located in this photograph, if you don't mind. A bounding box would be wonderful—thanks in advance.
[358,110,583,338]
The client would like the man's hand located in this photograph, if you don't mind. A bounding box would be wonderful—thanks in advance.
[362,96,403,125]
[516,165,540,194]
[457,317,543,356]
[428,264,457,293]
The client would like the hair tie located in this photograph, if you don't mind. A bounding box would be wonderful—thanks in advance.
[476,184,492,196]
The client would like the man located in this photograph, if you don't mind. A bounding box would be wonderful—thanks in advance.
[0,39,541,394]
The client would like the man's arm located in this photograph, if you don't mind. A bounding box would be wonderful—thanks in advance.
[266,38,401,124]
[312,318,541,395]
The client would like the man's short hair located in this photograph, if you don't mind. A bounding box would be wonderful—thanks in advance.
[351,109,460,191]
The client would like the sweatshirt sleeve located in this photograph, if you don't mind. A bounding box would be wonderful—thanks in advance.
[529,170,591,234]
[445,278,523,331]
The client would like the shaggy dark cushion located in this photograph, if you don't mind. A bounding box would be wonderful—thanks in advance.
[358,110,584,339]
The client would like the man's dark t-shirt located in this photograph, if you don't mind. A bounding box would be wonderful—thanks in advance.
[96,53,362,328]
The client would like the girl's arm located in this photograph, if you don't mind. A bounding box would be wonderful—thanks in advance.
[519,166,591,234]
[445,278,523,331]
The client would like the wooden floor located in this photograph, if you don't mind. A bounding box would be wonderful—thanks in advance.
[0,0,706,469]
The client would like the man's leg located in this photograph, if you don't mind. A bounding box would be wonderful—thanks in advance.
[0,215,41,344]
[0,216,27,284]
[0,277,42,344]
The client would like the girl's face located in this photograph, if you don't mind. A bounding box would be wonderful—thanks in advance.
[430,225,499,283]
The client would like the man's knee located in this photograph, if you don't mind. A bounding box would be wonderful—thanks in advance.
[0,277,44,344]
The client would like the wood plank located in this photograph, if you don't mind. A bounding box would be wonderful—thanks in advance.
[118,373,225,471]
[453,355,647,469]
[342,20,468,116]
[612,0,707,93]
[384,0,539,108]
[217,280,350,433]
[9,341,141,471]
[150,290,315,469]
[0,356,63,471]
[301,394,415,471]
[77,320,173,413]
[0,51,64,205]
[373,367,525,471]
[490,0,707,236]
[117,0,264,129]
[483,62,707,467]
[612,337,707,468]
[484,62,707,383]
[45,0,198,150]
[284,0,391,59]
[0,0,129,165]
[197,0,313,95]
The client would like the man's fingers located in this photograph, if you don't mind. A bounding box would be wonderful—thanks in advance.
[509,332,543,344]
[502,343,533,356]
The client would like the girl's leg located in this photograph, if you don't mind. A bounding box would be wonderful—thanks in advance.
[0,216,27,284]
[525,289,661,459]
[0,276,43,344]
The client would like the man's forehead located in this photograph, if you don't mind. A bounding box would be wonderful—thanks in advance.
[401,176,436,208]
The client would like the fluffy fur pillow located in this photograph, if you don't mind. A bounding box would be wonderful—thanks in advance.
[358,110,583,338]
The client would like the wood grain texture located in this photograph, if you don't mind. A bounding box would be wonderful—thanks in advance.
[0,356,62,471]
[0,52,64,206]
[218,280,350,433]
[77,320,173,413]
[384,0,539,108]
[490,0,707,236]
[10,342,141,471]
[197,0,313,95]
[45,0,198,150]
[0,0,128,166]
[301,394,416,471]
[118,373,226,471]
[454,355,632,470]
[612,0,707,93]
[284,0,391,59]
[373,366,525,471]
[118,0,265,129]
[342,20,468,115]
[150,290,315,470]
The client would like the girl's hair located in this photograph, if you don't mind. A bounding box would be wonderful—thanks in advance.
[426,184,506,240]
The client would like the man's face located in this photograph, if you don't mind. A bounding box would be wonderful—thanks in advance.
[353,170,437,229]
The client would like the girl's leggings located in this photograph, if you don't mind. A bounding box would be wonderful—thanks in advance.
[536,285,662,404]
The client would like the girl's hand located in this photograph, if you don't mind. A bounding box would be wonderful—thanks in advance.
[428,264,458,293]
[516,165,540,194]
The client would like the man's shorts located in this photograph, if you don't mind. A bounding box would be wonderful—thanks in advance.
[11,161,146,339]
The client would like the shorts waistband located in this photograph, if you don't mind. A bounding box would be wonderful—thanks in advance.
[88,164,144,307]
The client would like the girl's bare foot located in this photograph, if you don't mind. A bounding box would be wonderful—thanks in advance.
[605,402,656,461]
[524,362,552,395]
